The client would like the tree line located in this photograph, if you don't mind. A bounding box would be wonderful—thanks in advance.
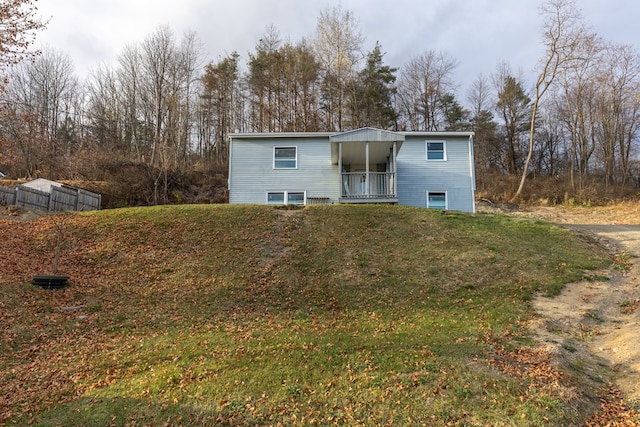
[0,0,639,205]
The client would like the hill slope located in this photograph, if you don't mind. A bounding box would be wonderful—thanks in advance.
[0,204,626,425]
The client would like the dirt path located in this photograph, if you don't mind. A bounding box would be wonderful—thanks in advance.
[521,206,640,403]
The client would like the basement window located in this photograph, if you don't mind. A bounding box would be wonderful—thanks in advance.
[427,191,447,210]
[267,191,306,205]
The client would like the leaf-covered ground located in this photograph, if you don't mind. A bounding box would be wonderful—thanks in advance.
[0,204,635,425]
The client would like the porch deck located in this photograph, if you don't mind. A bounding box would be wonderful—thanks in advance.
[339,196,399,204]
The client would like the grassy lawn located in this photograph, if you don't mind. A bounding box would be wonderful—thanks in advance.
[0,204,616,425]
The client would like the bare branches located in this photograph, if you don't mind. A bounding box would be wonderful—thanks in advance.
[396,50,459,131]
[313,5,364,131]
[512,0,588,201]
[0,0,46,76]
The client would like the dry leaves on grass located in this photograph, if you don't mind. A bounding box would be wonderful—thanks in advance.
[490,347,640,425]
[489,347,565,396]
[0,215,134,422]
[584,386,639,427]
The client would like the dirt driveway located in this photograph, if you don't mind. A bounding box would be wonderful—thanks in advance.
[514,204,640,404]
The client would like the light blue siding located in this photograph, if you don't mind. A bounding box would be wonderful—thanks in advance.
[229,136,340,204]
[397,135,475,212]
[229,130,475,212]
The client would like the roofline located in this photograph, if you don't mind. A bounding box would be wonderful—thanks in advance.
[229,131,474,139]
[399,131,475,137]
[230,132,336,139]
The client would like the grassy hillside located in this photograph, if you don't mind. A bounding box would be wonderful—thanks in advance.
[0,204,618,425]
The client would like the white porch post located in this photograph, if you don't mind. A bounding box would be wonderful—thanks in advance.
[365,141,370,196]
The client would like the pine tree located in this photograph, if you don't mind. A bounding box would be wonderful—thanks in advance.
[349,42,398,129]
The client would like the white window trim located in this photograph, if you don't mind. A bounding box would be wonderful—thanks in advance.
[426,190,448,210]
[266,190,307,205]
[273,146,298,169]
[426,140,447,161]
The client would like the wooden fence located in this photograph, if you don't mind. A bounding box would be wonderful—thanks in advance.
[0,185,101,212]
[0,186,16,206]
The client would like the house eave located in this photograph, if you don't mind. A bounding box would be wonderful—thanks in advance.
[399,131,475,138]
[329,127,405,144]
[230,132,335,139]
[229,130,475,139]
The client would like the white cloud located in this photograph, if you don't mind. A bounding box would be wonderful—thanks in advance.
[33,0,638,96]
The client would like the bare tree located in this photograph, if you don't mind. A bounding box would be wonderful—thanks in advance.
[247,29,322,133]
[467,73,492,119]
[512,0,587,200]
[85,64,124,154]
[531,105,566,176]
[0,0,46,78]
[313,5,364,131]
[467,73,500,173]
[167,30,202,170]
[553,32,602,191]
[117,44,145,160]
[201,52,240,164]
[592,43,640,189]
[397,50,459,131]
[140,26,176,168]
[2,47,79,177]
[129,26,202,203]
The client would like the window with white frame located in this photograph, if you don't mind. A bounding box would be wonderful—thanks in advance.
[273,146,297,169]
[286,192,305,205]
[267,191,306,205]
[267,192,285,205]
[426,141,446,161]
[427,191,447,210]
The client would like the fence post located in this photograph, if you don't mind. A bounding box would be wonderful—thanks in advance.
[48,188,56,211]
[16,186,22,208]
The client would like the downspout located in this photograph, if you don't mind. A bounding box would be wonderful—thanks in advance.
[228,136,233,203]
[469,134,476,213]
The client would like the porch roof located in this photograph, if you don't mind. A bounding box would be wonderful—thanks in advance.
[330,127,404,165]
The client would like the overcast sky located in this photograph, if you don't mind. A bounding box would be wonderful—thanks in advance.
[34,0,638,96]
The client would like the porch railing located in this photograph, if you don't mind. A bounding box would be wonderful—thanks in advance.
[341,172,395,198]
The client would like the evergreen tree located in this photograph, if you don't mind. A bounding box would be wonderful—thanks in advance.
[349,42,398,129]
[470,109,501,173]
[438,92,468,131]
[496,75,531,174]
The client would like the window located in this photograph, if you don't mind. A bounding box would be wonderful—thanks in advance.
[287,192,305,205]
[426,141,446,161]
[267,192,285,205]
[427,191,447,210]
[267,191,306,205]
[274,146,297,169]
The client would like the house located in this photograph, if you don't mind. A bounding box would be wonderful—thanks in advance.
[228,127,476,212]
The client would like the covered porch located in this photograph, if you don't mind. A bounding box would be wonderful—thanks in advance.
[330,128,404,204]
